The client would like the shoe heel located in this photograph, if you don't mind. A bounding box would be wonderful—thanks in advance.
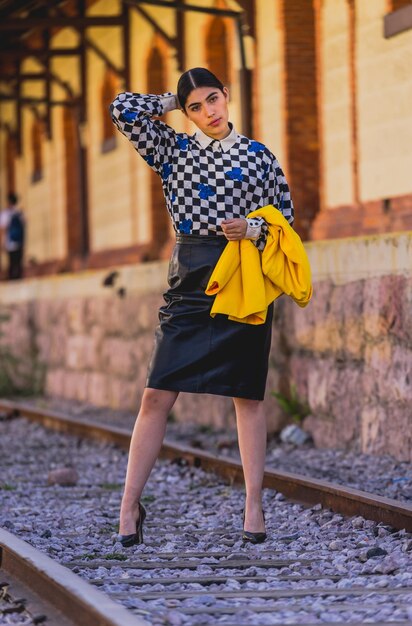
[137,502,146,544]
[119,502,147,547]
[242,508,267,544]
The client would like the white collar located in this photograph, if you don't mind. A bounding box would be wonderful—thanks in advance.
[194,123,238,152]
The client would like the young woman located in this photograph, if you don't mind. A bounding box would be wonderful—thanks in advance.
[110,67,294,546]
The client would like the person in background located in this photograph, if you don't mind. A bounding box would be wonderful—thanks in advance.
[0,192,25,280]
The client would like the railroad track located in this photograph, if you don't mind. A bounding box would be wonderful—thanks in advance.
[1,399,412,625]
[0,528,147,626]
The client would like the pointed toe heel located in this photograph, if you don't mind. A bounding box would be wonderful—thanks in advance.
[118,502,146,548]
[242,509,267,544]
[242,529,267,544]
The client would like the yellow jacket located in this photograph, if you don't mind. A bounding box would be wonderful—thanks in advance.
[205,205,313,324]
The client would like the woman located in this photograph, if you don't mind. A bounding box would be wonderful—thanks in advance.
[110,67,294,546]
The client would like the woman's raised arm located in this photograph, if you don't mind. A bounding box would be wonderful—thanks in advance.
[109,92,179,174]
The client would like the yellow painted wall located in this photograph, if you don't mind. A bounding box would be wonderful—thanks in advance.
[356,0,412,201]
[321,0,353,208]
[255,0,287,165]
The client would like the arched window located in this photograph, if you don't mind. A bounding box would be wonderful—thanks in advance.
[147,46,165,98]
[146,44,170,253]
[101,66,118,152]
[31,118,44,183]
[63,107,82,258]
[6,131,17,196]
[205,16,230,86]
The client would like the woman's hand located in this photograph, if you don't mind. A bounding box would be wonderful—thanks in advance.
[221,218,247,241]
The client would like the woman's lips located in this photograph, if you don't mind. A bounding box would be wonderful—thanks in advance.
[209,118,221,127]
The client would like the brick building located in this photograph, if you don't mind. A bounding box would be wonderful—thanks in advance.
[0,0,411,276]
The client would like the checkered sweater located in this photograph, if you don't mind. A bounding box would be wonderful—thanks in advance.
[110,92,294,250]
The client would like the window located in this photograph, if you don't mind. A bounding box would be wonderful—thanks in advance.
[205,16,230,86]
[6,131,17,195]
[101,66,118,153]
[147,45,171,252]
[31,118,44,183]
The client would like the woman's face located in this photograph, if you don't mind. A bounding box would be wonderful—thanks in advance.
[184,86,230,140]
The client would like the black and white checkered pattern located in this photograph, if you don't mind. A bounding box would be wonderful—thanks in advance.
[110,92,294,249]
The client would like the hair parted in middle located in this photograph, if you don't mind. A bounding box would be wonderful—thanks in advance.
[177,67,224,110]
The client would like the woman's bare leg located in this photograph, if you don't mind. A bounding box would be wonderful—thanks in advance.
[233,397,266,532]
[119,388,178,535]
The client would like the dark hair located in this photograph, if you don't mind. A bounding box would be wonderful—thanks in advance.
[8,192,18,205]
[177,67,224,110]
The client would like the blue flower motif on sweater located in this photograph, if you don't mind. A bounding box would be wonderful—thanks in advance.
[197,183,215,199]
[120,110,137,123]
[179,219,192,234]
[176,136,189,150]
[262,161,269,180]
[143,153,155,167]
[225,167,243,182]
[248,141,265,153]
[162,163,172,180]
[171,192,177,203]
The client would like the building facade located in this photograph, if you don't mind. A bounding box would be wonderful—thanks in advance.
[0,0,411,276]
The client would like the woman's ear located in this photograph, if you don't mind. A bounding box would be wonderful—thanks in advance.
[223,87,229,101]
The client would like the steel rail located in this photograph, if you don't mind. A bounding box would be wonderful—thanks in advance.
[1,399,411,532]
[0,528,149,626]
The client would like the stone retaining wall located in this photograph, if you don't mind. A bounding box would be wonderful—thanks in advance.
[280,274,412,461]
[0,232,411,460]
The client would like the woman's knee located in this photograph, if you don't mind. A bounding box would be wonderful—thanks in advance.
[233,397,264,416]
[141,387,178,415]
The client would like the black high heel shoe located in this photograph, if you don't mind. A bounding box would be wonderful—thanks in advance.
[118,502,146,547]
[242,509,267,544]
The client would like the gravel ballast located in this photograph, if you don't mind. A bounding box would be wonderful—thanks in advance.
[1,413,412,625]
[8,396,412,502]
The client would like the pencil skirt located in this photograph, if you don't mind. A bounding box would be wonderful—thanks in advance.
[146,234,273,400]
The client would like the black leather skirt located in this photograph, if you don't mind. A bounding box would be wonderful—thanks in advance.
[146,234,273,400]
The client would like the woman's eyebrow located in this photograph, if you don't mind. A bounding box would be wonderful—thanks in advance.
[187,91,218,109]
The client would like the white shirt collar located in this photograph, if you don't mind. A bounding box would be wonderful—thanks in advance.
[194,123,238,152]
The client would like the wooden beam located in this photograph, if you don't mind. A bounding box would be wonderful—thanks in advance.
[46,72,74,98]
[85,38,124,77]
[52,4,124,77]
[124,0,240,18]
[0,72,49,81]
[128,2,175,47]
[6,66,74,98]
[0,16,124,29]
[0,95,73,106]
[0,47,82,60]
